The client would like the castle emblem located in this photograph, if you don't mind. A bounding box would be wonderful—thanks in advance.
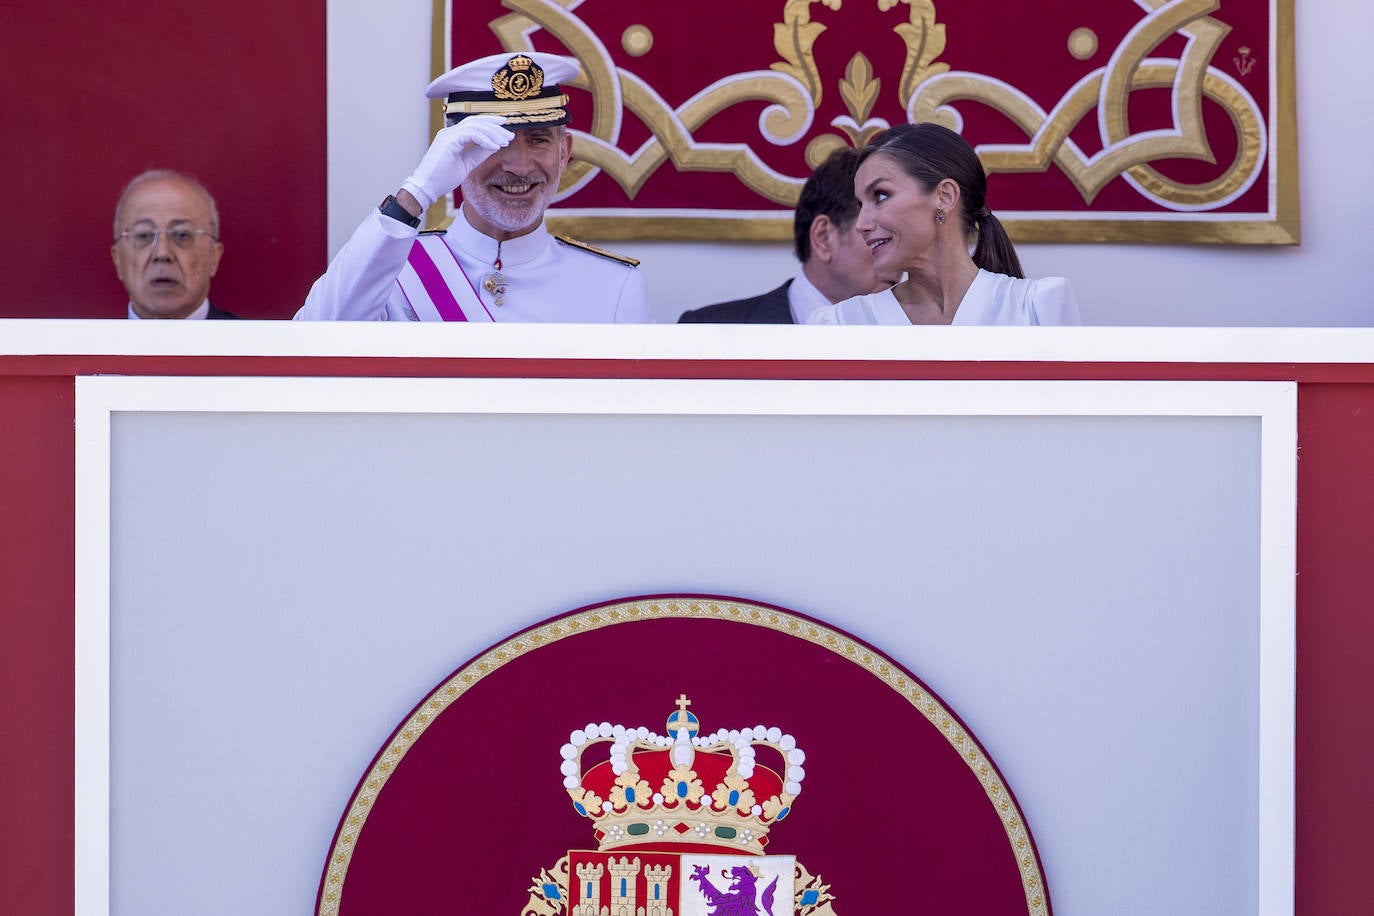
[524,695,837,915]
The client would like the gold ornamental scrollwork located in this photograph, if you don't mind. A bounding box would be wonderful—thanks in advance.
[887,0,950,109]
[476,0,957,206]
[831,53,884,154]
[436,0,1295,243]
[772,0,838,107]
[910,0,1265,208]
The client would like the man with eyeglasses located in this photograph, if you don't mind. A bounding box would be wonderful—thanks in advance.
[111,170,237,320]
[295,52,646,322]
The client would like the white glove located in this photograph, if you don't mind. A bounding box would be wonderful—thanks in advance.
[400,115,514,211]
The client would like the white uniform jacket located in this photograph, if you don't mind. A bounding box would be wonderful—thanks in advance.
[806,269,1082,326]
[295,208,649,322]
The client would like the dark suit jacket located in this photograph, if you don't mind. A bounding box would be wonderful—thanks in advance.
[677,281,794,324]
[207,304,241,319]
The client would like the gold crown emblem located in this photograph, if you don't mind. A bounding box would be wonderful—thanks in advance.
[561,695,806,854]
[493,55,545,101]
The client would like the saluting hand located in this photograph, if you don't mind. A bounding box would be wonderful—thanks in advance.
[401,115,514,211]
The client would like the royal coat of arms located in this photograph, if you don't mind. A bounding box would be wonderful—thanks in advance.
[315,598,1049,915]
[524,695,835,915]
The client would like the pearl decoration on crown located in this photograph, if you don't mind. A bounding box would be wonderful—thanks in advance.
[558,697,806,853]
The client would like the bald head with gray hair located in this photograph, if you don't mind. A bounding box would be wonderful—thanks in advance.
[113,169,220,239]
[110,168,226,319]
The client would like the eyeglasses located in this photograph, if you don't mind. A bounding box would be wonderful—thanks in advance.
[117,227,217,250]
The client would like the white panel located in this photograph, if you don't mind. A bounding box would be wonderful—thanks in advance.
[75,376,1295,916]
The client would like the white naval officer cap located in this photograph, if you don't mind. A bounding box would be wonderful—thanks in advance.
[426,52,580,128]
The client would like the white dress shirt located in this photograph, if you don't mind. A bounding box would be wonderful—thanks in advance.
[785,270,834,324]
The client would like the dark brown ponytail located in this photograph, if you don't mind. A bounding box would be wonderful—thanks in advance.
[972,209,1023,278]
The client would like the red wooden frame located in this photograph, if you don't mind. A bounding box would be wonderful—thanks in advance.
[2,341,1369,914]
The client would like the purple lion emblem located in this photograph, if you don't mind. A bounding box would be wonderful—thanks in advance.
[689,863,780,916]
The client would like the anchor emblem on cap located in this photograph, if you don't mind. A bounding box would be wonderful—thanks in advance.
[492,55,544,101]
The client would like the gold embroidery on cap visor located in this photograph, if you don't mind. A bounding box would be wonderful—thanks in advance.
[443,94,570,123]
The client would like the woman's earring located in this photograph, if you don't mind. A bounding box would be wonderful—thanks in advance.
[934,208,946,224]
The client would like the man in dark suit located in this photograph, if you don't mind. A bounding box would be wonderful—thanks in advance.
[112,170,240,319]
[678,148,894,323]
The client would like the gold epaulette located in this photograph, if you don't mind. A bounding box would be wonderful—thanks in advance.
[554,234,640,267]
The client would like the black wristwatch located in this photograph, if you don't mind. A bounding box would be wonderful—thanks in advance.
[379,194,421,228]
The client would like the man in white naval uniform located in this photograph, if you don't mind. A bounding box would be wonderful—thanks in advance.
[295,52,647,322]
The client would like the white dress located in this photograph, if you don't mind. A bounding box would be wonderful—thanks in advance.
[295,208,649,322]
[806,269,1081,325]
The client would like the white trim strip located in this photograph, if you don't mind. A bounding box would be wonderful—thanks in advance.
[1257,381,1297,916]
[7,322,1374,364]
[73,384,112,916]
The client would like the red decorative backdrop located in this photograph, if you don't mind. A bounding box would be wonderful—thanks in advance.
[447,0,1294,242]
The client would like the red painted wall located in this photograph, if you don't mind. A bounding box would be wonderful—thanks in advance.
[0,3,326,319]
[0,375,75,915]
[1293,383,1374,913]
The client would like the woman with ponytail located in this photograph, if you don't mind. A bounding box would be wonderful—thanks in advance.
[807,122,1081,325]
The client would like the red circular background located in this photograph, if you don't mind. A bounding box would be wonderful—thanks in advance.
[319,596,1049,915]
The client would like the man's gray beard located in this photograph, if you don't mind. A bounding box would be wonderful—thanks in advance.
[463,179,557,236]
